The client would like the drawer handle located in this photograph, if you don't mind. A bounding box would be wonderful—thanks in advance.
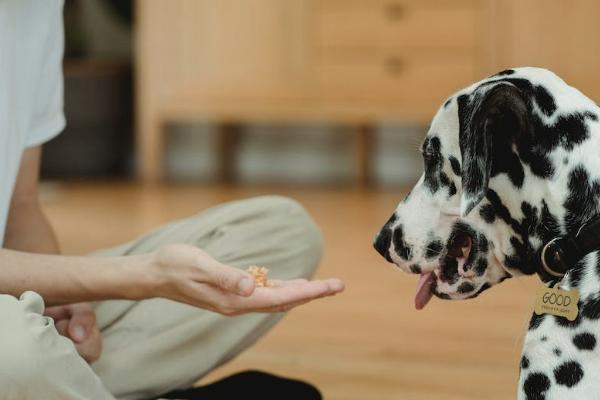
[385,57,404,76]
[384,3,404,21]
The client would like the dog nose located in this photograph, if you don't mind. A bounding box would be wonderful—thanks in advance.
[373,228,393,262]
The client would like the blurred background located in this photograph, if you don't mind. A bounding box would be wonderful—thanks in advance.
[40,1,600,399]
[45,0,600,187]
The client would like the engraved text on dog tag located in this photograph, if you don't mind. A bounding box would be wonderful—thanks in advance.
[534,284,579,321]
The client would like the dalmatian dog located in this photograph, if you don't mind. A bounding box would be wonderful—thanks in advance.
[373,67,600,399]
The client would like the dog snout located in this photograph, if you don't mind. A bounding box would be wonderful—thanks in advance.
[373,228,393,262]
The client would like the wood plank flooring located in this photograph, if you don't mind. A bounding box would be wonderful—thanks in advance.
[41,182,538,399]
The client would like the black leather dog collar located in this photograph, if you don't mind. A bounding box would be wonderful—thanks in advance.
[538,216,600,281]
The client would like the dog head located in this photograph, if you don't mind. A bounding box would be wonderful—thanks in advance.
[374,67,600,309]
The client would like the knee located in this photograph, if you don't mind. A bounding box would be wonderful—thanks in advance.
[0,293,49,388]
[253,196,324,278]
[0,293,66,388]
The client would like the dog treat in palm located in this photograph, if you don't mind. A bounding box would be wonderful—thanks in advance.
[246,265,274,287]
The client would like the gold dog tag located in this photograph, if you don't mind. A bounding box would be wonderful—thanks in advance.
[534,283,579,321]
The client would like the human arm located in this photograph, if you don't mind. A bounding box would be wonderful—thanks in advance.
[2,147,344,360]
[4,146,60,253]
[1,148,343,309]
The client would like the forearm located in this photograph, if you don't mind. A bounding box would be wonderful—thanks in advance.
[4,201,60,254]
[0,248,153,305]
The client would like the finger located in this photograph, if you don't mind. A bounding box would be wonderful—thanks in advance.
[238,282,344,313]
[268,279,308,287]
[257,298,314,313]
[229,279,335,311]
[44,305,73,321]
[272,278,344,295]
[323,278,345,294]
[67,308,97,343]
[199,258,255,297]
[54,319,69,336]
[74,328,103,363]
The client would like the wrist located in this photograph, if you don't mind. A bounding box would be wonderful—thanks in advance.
[117,253,161,300]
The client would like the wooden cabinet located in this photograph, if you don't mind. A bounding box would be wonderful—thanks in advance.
[490,0,600,101]
[135,0,600,182]
[311,0,483,114]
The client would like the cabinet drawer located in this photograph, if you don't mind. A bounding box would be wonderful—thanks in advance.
[314,48,479,104]
[313,0,480,49]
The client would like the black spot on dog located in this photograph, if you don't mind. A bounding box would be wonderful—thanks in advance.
[537,200,561,241]
[493,69,515,77]
[500,78,557,117]
[386,213,398,225]
[532,86,556,117]
[563,166,600,234]
[581,295,600,320]
[573,332,596,351]
[479,204,496,223]
[457,282,475,294]
[521,355,530,370]
[478,235,489,253]
[485,190,540,275]
[568,263,584,288]
[474,258,488,276]
[466,282,491,299]
[439,258,459,285]
[435,292,451,300]
[541,336,548,342]
[439,172,451,188]
[521,202,539,236]
[424,240,443,260]
[422,136,444,194]
[422,137,456,197]
[517,110,597,181]
[523,372,550,400]
[392,224,413,261]
[449,156,461,176]
[554,361,584,387]
[443,98,452,108]
[553,348,562,357]
[554,310,582,328]
[485,190,516,228]
[484,191,563,278]
[534,111,596,151]
[528,313,545,330]
[409,264,421,274]
[448,182,457,197]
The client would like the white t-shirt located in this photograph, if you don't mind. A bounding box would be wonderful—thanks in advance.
[0,0,65,243]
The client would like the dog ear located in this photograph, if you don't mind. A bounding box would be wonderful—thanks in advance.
[459,83,530,216]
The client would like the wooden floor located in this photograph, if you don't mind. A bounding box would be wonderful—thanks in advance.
[41,182,539,400]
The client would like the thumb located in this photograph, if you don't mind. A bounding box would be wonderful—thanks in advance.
[67,310,94,343]
[200,258,255,296]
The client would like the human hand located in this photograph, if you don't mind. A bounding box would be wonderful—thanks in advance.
[146,244,344,316]
[44,302,102,363]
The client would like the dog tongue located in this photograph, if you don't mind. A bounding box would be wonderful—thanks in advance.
[415,272,435,310]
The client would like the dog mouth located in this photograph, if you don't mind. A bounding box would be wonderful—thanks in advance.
[414,232,473,310]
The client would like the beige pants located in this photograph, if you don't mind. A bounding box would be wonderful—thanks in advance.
[0,196,322,400]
